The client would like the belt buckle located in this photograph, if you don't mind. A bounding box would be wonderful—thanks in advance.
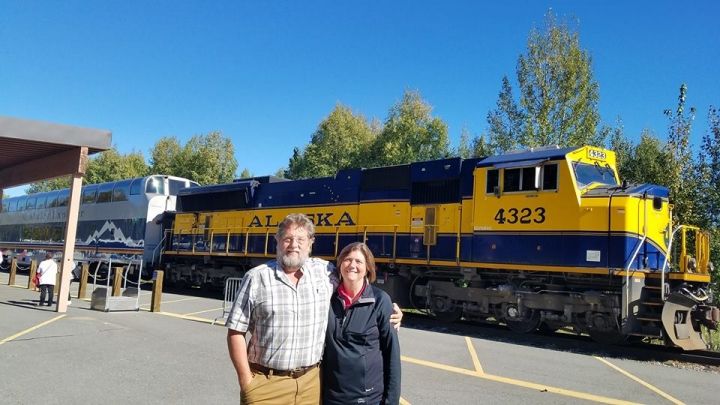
[288,366,305,378]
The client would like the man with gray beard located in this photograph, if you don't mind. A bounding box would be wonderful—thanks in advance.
[226,213,402,404]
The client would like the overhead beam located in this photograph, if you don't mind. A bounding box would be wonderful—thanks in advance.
[0,146,89,189]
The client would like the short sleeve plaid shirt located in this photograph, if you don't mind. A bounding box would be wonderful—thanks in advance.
[226,257,335,370]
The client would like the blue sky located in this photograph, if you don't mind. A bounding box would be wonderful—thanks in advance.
[1,1,718,196]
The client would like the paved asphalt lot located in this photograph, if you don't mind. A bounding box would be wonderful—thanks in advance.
[1,271,718,405]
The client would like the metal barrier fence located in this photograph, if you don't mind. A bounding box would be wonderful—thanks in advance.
[213,277,243,325]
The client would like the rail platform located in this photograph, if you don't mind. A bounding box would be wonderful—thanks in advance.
[1,275,718,404]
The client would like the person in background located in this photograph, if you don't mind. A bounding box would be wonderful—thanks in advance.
[36,252,58,307]
[226,214,402,405]
[323,242,401,405]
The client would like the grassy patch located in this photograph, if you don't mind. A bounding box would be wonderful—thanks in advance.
[702,326,720,352]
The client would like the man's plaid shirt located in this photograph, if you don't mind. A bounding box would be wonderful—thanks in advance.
[226,257,335,370]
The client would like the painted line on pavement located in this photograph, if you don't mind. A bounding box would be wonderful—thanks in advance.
[465,336,484,374]
[402,355,639,405]
[183,307,224,316]
[594,356,685,405]
[0,315,66,345]
[399,397,411,405]
[155,311,218,325]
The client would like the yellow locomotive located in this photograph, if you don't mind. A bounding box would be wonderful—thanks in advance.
[161,145,718,349]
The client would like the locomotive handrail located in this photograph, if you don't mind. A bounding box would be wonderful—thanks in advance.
[624,197,649,321]
[151,232,169,267]
[659,224,704,300]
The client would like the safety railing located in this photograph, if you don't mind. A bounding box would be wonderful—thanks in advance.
[212,277,244,325]
[166,223,462,263]
[659,224,710,300]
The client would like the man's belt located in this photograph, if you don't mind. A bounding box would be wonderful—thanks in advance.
[250,362,319,378]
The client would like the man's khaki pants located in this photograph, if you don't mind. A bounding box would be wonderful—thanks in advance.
[240,366,320,405]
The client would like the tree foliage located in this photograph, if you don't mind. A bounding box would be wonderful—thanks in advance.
[370,90,449,167]
[485,12,600,152]
[150,131,237,185]
[286,104,376,179]
[26,147,149,193]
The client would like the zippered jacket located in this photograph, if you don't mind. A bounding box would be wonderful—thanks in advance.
[322,283,401,405]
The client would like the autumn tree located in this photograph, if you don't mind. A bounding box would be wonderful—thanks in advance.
[370,90,450,167]
[485,12,600,150]
[149,137,182,175]
[286,104,376,179]
[697,106,720,287]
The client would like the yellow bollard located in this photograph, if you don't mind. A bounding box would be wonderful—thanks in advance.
[151,270,164,312]
[28,260,38,291]
[8,258,17,286]
[77,263,89,299]
[111,266,123,297]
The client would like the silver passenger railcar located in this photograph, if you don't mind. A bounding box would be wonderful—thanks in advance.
[0,175,198,268]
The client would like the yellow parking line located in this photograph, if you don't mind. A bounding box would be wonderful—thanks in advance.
[402,355,639,405]
[0,315,66,345]
[184,307,223,316]
[594,356,685,405]
[399,397,411,405]
[465,336,484,374]
[155,311,216,325]
[157,297,201,304]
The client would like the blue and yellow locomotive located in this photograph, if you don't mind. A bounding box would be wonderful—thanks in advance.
[161,145,718,349]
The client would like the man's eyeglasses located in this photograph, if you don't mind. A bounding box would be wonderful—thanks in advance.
[280,237,311,245]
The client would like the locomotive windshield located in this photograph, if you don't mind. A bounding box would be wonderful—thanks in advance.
[573,162,618,188]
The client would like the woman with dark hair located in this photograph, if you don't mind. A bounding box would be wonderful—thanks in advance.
[323,242,401,405]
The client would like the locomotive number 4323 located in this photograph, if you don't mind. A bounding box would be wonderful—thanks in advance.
[493,207,546,224]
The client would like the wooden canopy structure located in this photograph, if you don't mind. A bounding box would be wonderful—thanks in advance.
[0,115,111,313]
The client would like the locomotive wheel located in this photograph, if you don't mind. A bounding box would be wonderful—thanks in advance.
[505,307,541,334]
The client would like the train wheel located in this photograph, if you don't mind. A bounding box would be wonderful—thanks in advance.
[505,306,541,334]
[429,296,462,322]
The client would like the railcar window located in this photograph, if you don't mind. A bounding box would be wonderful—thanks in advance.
[573,162,618,188]
[129,178,142,195]
[15,197,27,211]
[36,195,47,209]
[82,186,98,204]
[96,183,113,203]
[8,199,18,212]
[521,167,536,190]
[1,200,7,212]
[169,179,189,195]
[503,169,521,192]
[146,177,165,194]
[486,169,499,194]
[25,197,37,210]
[46,192,59,208]
[542,164,558,190]
[112,181,131,202]
[56,191,69,207]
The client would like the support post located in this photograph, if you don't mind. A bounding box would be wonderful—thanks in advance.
[8,258,17,286]
[28,260,38,290]
[151,270,164,312]
[57,158,86,313]
[112,266,123,297]
[77,262,89,299]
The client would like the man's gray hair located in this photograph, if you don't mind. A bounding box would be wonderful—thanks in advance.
[276,213,315,240]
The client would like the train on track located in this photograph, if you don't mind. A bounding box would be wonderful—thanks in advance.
[0,175,198,268]
[1,146,718,350]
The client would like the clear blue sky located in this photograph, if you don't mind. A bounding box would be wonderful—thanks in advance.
[1,1,718,197]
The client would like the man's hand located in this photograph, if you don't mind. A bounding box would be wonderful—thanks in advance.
[390,302,403,331]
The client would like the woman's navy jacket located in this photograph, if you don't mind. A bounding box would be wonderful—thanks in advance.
[322,283,401,405]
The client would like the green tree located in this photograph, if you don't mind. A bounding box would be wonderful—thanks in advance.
[286,104,376,179]
[663,84,699,225]
[604,120,633,181]
[26,147,148,193]
[371,90,450,167]
[455,127,473,158]
[487,12,600,149]
[85,148,149,184]
[239,168,252,179]
[623,131,668,185]
[149,131,237,185]
[150,136,182,175]
[697,106,720,289]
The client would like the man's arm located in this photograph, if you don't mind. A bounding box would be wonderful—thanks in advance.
[227,329,253,389]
